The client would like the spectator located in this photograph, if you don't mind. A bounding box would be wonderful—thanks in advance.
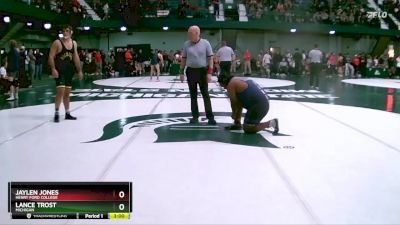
[278,57,289,74]
[6,40,20,101]
[293,48,303,75]
[213,0,220,17]
[34,49,43,80]
[103,2,110,20]
[0,61,12,94]
[124,48,133,76]
[345,56,355,77]
[262,50,272,77]
[93,0,101,10]
[158,0,169,10]
[327,52,337,74]
[136,49,145,76]
[28,49,36,82]
[243,49,252,75]
[337,53,345,76]
[150,49,163,81]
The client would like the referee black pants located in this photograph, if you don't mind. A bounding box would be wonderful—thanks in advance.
[186,67,214,120]
[310,62,321,87]
[219,61,232,77]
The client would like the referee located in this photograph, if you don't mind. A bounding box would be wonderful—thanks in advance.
[180,25,216,125]
[308,44,323,89]
[216,41,235,78]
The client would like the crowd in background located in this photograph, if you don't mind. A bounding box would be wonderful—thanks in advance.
[21,0,88,18]
[2,43,399,83]
[1,0,397,97]
[309,0,380,26]
[76,48,182,78]
[241,0,381,26]
[1,38,399,101]
[18,0,390,29]
[381,0,400,19]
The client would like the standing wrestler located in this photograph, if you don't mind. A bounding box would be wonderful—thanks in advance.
[48,25,83,122]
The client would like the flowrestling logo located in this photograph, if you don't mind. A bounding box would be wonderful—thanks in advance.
[366,11,388,19]
[85,112,290,148]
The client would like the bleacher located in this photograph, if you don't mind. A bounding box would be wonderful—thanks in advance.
[6,0,400,37]
[238,0,384,29]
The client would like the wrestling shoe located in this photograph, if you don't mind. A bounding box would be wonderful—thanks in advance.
[207,119,217,125]
[269,118,279,135]
[189,118,199,124]
[65,113,77,120]
[54,113,60,123]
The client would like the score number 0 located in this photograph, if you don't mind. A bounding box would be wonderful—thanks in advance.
[118,191,125,211]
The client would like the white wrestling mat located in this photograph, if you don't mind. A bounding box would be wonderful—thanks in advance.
[342,78,400,89]
[0,76,400,224]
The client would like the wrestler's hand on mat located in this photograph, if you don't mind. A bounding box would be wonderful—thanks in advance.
[52,68,59,78]
[224,123,242,130]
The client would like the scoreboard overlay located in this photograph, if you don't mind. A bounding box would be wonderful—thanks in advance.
[8,182,132,220]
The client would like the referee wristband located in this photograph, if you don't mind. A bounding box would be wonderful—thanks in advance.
[207,67,213,74]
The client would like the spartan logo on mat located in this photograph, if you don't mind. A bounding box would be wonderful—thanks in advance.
[85,112,289,148]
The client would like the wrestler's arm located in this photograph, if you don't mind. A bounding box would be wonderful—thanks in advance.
[227,82,242,124]
[48,40,61,78]
[73,41,83,80]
